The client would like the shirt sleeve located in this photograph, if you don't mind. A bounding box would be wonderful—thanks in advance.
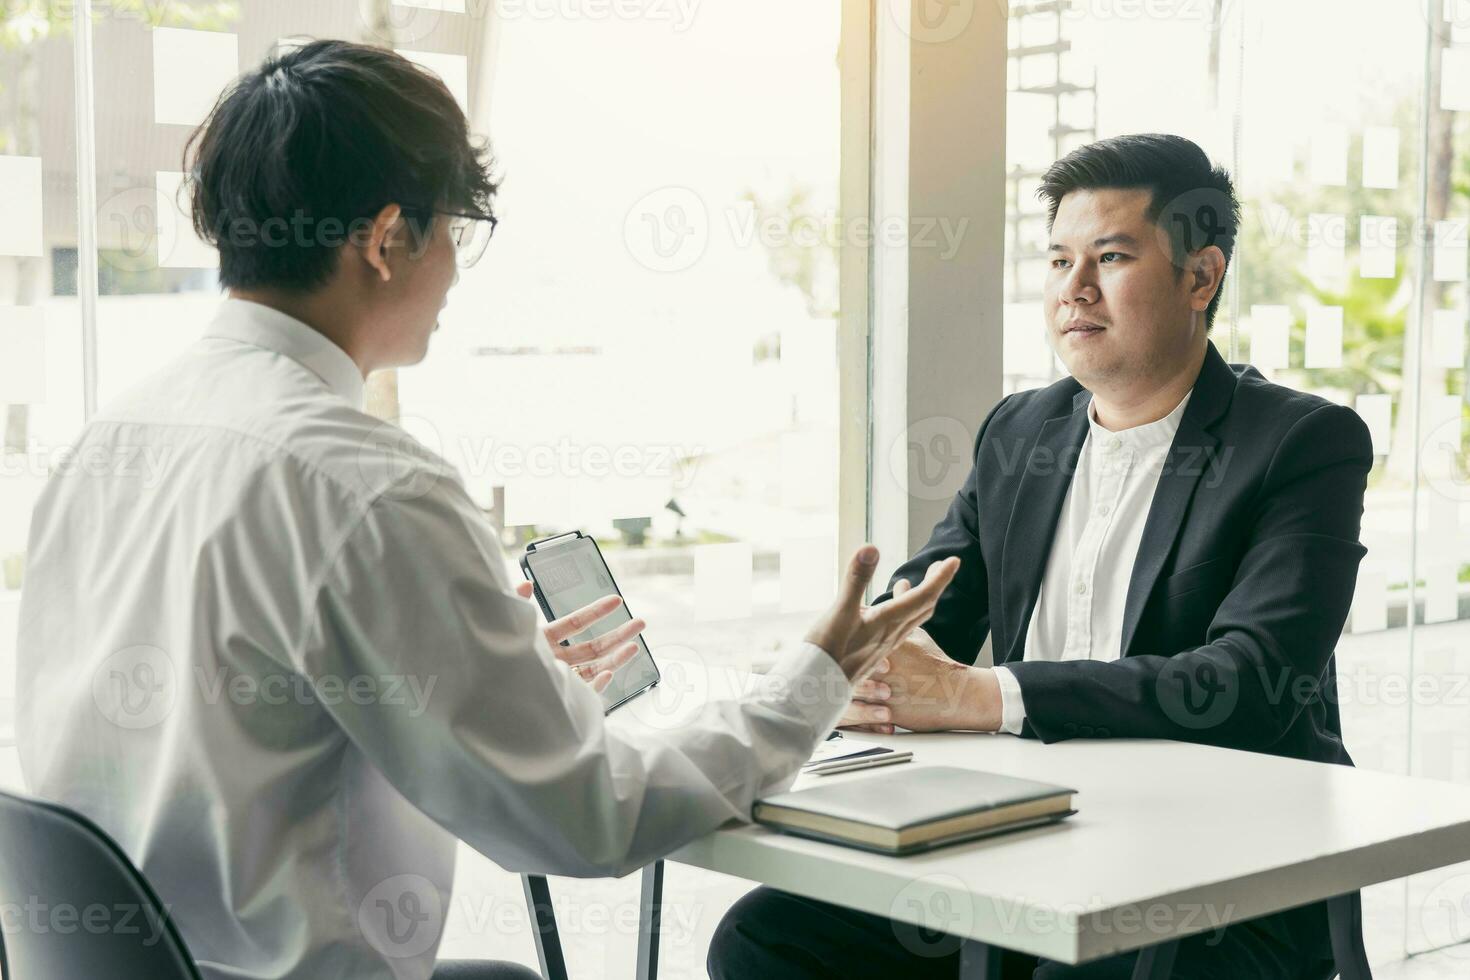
[295,473,850,879]
[992,664,1027,735]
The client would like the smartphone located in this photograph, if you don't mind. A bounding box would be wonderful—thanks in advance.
[520,531,660,713]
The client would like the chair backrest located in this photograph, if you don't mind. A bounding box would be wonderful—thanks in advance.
[0,788,200,980]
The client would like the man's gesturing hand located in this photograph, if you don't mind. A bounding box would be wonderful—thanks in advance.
[515,580,641,693]
[840,624,1003,734]
[803,545,960,682]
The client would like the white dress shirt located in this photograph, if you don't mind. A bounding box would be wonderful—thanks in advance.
[16,299,850,980]
[992,391,1193,735]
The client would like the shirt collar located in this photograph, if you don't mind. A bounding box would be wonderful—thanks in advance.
[202,299,366,410]
[1087,388,1193,452]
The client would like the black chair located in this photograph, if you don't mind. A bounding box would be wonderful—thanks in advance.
[0,788,201,979]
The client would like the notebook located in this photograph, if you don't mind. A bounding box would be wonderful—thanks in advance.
[753,765,1077,855]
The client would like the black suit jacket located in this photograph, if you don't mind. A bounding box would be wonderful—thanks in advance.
[885,344,1373,959]
[888,343,1372,765]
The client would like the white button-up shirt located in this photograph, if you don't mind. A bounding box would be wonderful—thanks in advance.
[993,391,1193,734]
[16,299,849,980]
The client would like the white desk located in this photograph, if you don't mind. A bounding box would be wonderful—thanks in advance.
[524,668,1470,979]
[666,731,1470,969]
[670,731,1470,963]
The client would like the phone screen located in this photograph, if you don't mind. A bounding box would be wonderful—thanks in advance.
[524,538,660,710]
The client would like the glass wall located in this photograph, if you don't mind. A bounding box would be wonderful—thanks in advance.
[408,1,846,674]
[0,1,850,969]
[0,8,86,756]
[0,0,848,740]
[1002,0,1467,961]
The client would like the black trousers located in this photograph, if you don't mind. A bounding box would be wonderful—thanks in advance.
[431,961,541,980]
[707,887,1336,980]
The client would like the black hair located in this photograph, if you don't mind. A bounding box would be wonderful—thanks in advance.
[183,39,497,292]
[1037,133,1239,331]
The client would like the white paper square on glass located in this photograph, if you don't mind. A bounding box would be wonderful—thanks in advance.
[401,50,469,114]
[1425,393,1464,459]
[1425,561,1460,625]
[501,478,577,528]
[1355,393,1393,456]
[1248,305,1291,370]
[1359,215,1398,279]
[694,543,752,622]
[1443,46,1470,112]
[1244,127,1294,185]
[153,28,239,126]
[780,431,836,511]
[1362,127,1400,190]
[1350,567,1388,634]
[1003,303,1051,377]
[1437,389,1464,431]
[1435,220,1469,282]
[1306,213,1347,281]
[780,536,836,614]
[0,306,46,405]
[1308,124,1348,186]
[0,156,42,257]
[1304,306,1343,369]
[1425,478,1462,565]
[1452,0,1470,43]
[1433,309,1467,370]
[155,171,217,269]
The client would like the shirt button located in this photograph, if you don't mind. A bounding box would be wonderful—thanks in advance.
[1096,503,1111,517]
[1074,580,1088,595]
[1102,437,1122,452]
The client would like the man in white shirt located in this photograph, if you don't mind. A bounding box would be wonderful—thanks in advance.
[710,135,1370,978]
[15,40,957,980]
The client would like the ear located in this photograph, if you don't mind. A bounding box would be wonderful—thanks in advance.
[1188,245,1226,313]
[361,204,403,284]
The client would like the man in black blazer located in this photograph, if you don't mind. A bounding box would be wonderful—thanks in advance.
[709,134,1371,979]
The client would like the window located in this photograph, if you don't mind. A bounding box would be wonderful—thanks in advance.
[2,1,858,971]
[406,2,849,674]
[0,9,86,763]
[1001,0,1466,959]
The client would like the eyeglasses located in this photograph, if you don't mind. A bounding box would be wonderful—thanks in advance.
[402,207,498,268]
[443,211,497,268]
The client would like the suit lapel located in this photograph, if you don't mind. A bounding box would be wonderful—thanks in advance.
[1118,345,1236,658]
[998,396,1090,666]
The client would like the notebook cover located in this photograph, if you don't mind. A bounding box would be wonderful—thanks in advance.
[754,765,1076,832]
[762,808,1079,855]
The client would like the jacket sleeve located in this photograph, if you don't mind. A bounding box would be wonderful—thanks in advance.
[876,397,1009,665]
[1003,403,1372,751]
